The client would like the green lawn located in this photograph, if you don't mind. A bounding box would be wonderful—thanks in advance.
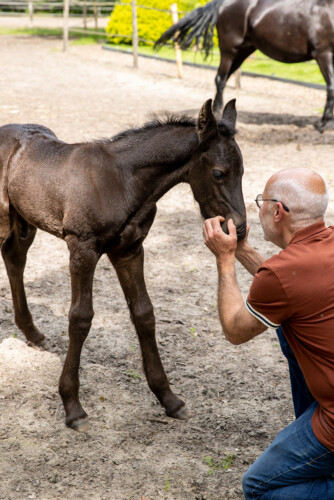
[0,26,106,44]
[107,43,325,86]
[0,25,325,86]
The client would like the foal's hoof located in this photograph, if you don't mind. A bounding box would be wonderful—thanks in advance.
[69,417,90,433]
[167,405,190,420]
[26,329,45,346]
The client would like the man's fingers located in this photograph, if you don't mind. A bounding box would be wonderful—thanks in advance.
[203,216,225,236]
[211,216,225,233]
[227,218,237,238]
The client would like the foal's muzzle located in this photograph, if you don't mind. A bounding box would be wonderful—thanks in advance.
[221,220,247,241]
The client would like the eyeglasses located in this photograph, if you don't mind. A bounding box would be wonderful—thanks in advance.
[255,194,290,212]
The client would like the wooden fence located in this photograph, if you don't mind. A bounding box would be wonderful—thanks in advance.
[0,0,187,75]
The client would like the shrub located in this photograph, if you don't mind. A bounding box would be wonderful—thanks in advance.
[105,0,208,46]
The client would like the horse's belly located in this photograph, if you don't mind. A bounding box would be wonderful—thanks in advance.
[8,169,65,238]
[248,1,312,60]
[251,38,311,63]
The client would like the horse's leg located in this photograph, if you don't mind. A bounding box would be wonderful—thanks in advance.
[315,51,334,129]
[1,223,45,345]
[213,46,255,118]
[213,52,233,118]
[227,46,255,79]
[110,247,189,420]
[58,236,99,432]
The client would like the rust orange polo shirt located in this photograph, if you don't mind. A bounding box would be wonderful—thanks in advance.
[246,221,334,451]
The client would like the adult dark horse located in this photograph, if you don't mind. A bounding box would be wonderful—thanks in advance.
[156,0,334,130]
[0,99,246,431]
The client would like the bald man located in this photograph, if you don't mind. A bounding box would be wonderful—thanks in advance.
[203,168,334,499]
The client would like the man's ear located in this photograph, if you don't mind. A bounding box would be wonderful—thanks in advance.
[274,202,285,222]
[198,99,218,143]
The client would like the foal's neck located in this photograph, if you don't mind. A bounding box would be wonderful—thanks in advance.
[110,120,199,185]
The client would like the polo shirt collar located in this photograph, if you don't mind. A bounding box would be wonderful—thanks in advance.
[289,221,327,245]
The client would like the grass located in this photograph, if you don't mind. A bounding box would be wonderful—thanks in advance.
[0,25,325,85]
[203,454,235,475]
[127,369,142,380]
[0,26,105,44]
[106,42,325,86]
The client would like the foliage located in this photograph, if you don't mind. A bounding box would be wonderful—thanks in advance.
[105,0,213,46]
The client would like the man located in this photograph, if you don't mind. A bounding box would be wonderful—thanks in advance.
[203,168,334,499]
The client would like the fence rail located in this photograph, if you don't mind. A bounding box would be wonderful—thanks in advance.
[0,1,177,14]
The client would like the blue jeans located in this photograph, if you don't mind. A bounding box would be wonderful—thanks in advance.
[242,327,334,499]
[275,326,315,418]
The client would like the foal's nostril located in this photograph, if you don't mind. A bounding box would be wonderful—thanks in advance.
[236,221,247,241]
[221,220,246,239]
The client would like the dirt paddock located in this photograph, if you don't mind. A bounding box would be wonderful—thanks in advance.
[0,33,334,500]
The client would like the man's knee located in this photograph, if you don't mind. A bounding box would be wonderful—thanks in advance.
[242,465,263,500]
[242,468,254,499]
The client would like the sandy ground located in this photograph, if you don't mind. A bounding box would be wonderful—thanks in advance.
[0,27,334,500]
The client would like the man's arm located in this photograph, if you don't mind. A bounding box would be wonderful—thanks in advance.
[216,258,267,344]
[203,216,267,344]
[235,226,265,276]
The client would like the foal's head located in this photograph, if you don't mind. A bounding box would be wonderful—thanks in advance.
[188,99,246,240]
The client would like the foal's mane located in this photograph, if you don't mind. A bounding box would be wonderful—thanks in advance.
[110,115,196,143]
[98,113,235,145]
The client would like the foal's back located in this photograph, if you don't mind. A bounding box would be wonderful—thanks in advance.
[0,124,125,240]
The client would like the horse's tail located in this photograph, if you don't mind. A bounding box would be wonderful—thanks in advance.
[154,0,222,58]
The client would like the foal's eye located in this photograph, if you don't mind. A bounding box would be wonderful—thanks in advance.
[212,169,225,179]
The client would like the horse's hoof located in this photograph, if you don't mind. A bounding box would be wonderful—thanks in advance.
[167,405,190,420]
[68,417,90,433]
[315,119,334,132]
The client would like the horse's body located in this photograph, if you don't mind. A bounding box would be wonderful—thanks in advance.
[156,0,334,129]
[0,100,246,431]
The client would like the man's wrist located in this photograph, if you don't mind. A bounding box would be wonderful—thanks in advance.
[235,241,252,257]
[216,253,235,272]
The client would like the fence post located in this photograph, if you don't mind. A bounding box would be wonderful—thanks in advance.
[93,3,98,30]
[235,68,241,89]
[83,0,87,31]
[170,3,183,79]
[63,0,70,52]
[131,0,138,68]
[28,0,33,27]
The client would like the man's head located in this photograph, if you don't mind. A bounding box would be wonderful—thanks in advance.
[258,168,328,248]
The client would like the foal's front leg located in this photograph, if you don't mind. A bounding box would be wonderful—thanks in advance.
[58,236,100,432]
[110,246,190,420]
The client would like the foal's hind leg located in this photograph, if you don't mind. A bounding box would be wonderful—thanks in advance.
[110,246,190,420]
[1,223,45,345]
[58,236,100,431]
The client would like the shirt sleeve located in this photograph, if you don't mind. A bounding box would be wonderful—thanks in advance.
[246,266,292,328]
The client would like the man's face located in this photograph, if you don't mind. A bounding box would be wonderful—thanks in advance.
[258,186,278,243]
[259,201,275,242]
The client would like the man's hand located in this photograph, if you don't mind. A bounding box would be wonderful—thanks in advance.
[202,216,237,263]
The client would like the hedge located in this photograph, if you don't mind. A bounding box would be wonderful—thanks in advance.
[105,0,210,46]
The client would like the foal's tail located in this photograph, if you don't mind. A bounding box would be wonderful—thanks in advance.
[154,0,222,58]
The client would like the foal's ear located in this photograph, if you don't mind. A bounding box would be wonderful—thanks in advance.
[222,99,237,130]
[198,99,218,142]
